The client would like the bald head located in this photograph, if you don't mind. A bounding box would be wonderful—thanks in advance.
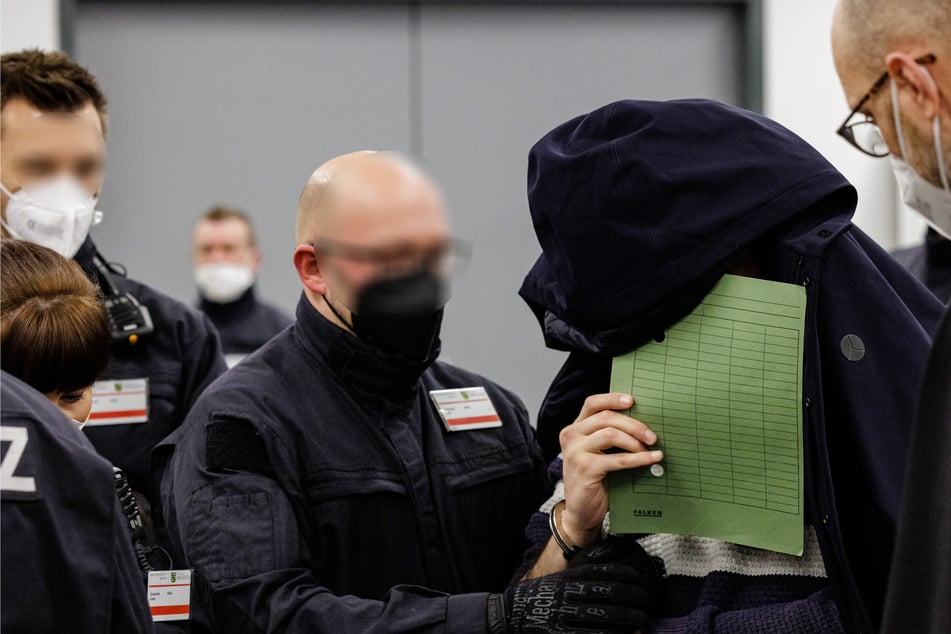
[295,151,446,245]
[833,0,950,83]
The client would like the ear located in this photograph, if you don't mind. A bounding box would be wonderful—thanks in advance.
[293,243,327,295]
[250,246,263,274]
[886,52,942,120]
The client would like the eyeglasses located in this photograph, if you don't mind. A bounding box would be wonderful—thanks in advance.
[312,236,471,276]
[836,54,936,157]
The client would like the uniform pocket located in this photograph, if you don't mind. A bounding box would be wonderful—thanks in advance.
[443,446,535,492]
[190,490,276,581]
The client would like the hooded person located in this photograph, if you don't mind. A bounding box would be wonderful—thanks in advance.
[517,99,944,633]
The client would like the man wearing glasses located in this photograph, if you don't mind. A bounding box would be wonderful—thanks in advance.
[834,35,950,305]
[161,151,657,633]
[832,2,950,632]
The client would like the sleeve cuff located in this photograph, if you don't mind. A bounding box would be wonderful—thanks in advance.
[446,592,491,634]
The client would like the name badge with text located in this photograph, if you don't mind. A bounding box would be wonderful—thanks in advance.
[147,569,191,622]
[430,387,503,432]
[87,378,149,426]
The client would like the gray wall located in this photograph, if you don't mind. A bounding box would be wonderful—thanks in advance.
[73,1,747,424]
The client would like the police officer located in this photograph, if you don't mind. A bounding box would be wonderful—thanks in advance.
[192,205,292,367]
[1,370,153,632]
[0,49,226,510]
[163,151,654,633]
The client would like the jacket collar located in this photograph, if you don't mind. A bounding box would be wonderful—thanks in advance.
[292,293,439,403]
[73,235,98,276]
[198,287,257,319]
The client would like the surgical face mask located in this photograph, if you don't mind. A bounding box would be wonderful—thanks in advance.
[72,416,89,431]
[889,75,951,239]
[1,176,102,258]
[194,262,255,304]
[330,268,448,362]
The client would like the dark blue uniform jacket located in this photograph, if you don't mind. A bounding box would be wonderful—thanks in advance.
[891,228,951,304]
[517,99,945,634]
[882,305,951,633]
[162,296,549,633]
[76,238,227,500]
[1,371,153,633]
[197,287,292,357]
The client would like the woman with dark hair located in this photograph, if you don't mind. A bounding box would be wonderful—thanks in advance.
[0,237,153,631]
[0,237,110,426]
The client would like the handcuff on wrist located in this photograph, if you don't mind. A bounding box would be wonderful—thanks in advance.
[549,499,583,561]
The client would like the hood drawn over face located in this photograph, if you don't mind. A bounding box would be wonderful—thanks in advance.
[519,99,856,355]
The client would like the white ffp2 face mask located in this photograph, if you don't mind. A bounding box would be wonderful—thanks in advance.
[889,74,951,239]
[0,175,102,258]
[194,262,255,304]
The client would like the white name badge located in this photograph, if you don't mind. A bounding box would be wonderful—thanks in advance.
[87,378,149,426]
[147,569,191,622]
[429,387,503,432]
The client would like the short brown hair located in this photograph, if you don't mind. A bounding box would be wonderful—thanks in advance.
[0,238,110,394]
[200,205,257,247]
[0,48,108,135]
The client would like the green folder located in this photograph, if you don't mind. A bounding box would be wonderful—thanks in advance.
[607,274,807,555]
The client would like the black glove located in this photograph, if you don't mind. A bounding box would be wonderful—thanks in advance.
[487,536,664,634]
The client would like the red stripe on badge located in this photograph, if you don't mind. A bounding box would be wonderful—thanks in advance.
[88,409,148,419]
[151,605,190,616]
[448,415,501,426]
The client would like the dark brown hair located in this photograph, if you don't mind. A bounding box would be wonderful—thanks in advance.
[1,48,108,134]
[200,205,257,247]
[0,238,110,394]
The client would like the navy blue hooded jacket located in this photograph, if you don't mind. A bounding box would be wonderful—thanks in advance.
[518,99,944,633]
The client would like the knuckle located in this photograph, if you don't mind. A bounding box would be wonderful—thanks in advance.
[559,426,575,445]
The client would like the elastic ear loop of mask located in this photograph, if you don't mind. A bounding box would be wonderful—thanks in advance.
[311,243,358,333]
[0,183,22,238]
[891,66,949,192]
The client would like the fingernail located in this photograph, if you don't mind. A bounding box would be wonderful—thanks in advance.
[644,429,656,444]
[650,450,663,460]
[619,394,633,406]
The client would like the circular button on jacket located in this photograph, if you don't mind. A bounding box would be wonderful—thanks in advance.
[840,334,865,362]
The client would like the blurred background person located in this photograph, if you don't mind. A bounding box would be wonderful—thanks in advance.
[0,238,153,632]
[192,205,292,367]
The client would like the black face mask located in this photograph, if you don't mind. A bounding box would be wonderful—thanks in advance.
[347,269,447,362]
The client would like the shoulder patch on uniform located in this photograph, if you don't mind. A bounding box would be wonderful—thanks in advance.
[205,419,271,473]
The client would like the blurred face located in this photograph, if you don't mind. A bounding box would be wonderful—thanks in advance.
[314,160,451,315]
[45,385,94,427]
[193,217,260,271]
[0,99,106,224]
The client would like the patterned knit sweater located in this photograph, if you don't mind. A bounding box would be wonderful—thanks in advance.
[520,458,845,633]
